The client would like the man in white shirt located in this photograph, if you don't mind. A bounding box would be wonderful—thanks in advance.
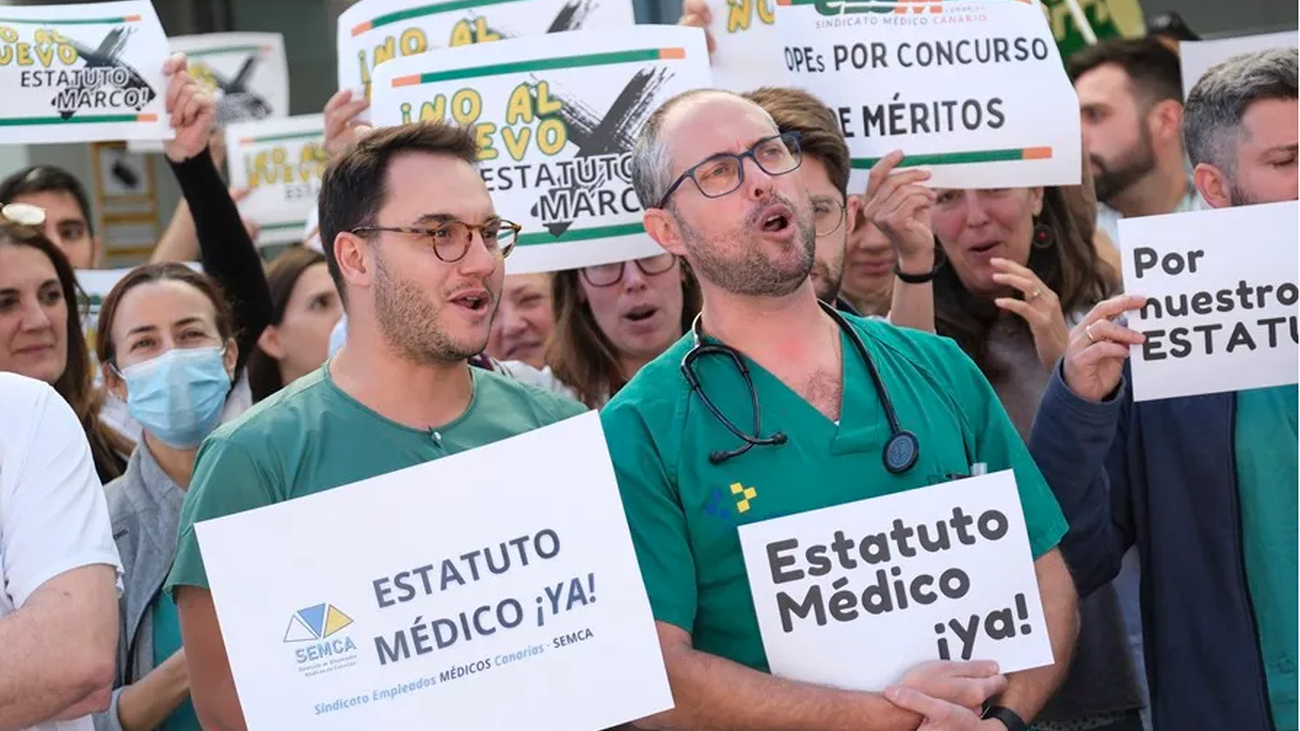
[0,373,121,731]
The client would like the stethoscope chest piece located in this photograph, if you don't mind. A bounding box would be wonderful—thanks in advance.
[883,430,920,474]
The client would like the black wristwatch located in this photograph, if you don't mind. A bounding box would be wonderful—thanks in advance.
[893,245,944,284]
[893,259,939,284]
[981,705,1028,731]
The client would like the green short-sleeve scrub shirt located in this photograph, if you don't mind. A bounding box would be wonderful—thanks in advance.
[600,314,1068,671]
[166,364,587,594]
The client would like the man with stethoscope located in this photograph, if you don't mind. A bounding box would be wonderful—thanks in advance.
[603,88,1080,731]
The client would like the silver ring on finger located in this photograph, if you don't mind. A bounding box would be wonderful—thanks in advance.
[1028,288,1042,302]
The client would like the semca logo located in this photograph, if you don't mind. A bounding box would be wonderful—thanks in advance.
[284,603,360,677]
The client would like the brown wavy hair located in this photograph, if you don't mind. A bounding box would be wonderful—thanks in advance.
[246,246,327,402]
[548,259,702,408]
[932,181,1114,374]
[0,224,131,481]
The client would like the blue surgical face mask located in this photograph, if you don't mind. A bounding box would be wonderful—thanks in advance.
[120,345,233,448]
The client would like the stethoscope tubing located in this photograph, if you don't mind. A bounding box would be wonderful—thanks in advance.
[681,300,920,473]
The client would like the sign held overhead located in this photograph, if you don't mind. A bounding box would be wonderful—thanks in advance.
[774,0,1082,191]
[0,0,171,144]
[370,26,713,274]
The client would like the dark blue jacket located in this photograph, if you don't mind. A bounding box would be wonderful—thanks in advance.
[1029,365,1276,731]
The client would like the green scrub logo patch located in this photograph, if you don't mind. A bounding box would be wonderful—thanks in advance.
[706,482,764,523]
[731,482,758,513]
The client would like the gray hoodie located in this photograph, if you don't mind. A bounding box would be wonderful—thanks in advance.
[94,446,186,731]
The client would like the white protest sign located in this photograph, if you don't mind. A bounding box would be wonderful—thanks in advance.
[737,470,1054,691]
[371,26,711,274]
[225,114,327,246]
[0,1,171,145]
[129,32,291,153]
[303,204,323,253]
[178,32,289,126]
[194,411,672,731]
[1119,202,1299,402]
[1181,31,1298,100]
[774,0,1080,191]
[703,0,785,92]
[338,0,637,104]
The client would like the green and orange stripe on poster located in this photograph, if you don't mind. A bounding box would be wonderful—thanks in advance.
[390,47,687,86]
[852,147,1054,169]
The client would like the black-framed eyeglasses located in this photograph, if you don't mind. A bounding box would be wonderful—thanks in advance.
[812,195,847,237]
[580,252,677,288]
[656,132,803,209]
[350,219,521,263]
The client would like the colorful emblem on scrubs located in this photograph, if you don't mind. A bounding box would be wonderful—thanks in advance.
[731,482,758,513]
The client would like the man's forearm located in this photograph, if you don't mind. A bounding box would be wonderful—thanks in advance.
[0,568,117,731]
[177,587,248,731]
[986,549,1079,726]
[637,639,920,731]
[150,199,199,264]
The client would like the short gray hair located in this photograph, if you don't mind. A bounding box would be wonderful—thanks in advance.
[631,88,777,210]
[1184,46,1298,175]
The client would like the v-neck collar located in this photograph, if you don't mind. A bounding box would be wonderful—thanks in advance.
[713,324,887,457]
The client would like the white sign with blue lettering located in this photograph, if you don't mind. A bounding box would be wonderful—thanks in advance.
[196,412,672,731]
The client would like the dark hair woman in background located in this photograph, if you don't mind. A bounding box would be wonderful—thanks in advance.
[0,211,130,481]
[246,246,342,402]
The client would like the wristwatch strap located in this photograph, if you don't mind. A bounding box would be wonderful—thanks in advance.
[981,705,1029,731]
[893,259,940,284]
[892,244,945,284]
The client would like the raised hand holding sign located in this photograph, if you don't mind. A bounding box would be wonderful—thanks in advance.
[163,52,217,163]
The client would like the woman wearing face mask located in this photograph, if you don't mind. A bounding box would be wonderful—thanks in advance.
[97,54,272,442]
[0,208,131,482]
[865,158,1142,731]
[94,263,238,731]
[548,252,701,408]
[246,246,343,402]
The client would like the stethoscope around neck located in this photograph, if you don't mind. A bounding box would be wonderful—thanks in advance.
[680,300,920,473]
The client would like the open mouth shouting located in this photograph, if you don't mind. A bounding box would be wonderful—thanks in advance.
[449,288,492,315]
[967,240,1004,260]
[622,303,662,333]
[755,201,795,240]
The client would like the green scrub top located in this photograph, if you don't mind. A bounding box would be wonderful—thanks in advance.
[166,364,586,594]
[1235,384,1298,731]
[150,592,202,731]
[601,314,1068,671]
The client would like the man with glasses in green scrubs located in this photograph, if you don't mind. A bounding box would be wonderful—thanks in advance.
[605,88,1080,731]
[167,122,586,731]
